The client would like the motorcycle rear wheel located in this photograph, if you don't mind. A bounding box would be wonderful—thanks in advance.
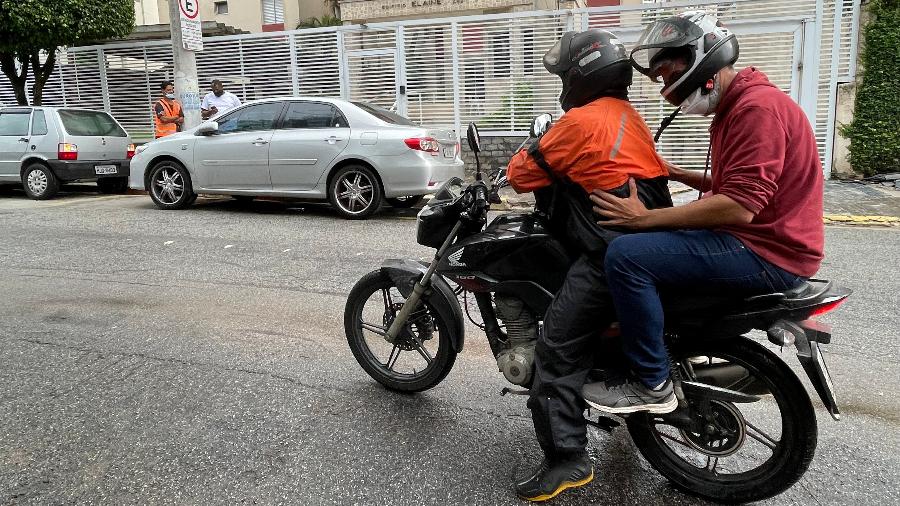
[344,269,457,393]
[626,337,816,504]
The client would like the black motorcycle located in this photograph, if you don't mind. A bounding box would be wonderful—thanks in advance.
[343,118,850,503]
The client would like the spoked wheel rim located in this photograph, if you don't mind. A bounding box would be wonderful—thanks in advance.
[151,166,185,204]
[641,349,799,483]
[354,283,443,381]
[333,170,375,215]
[27,169,48,195]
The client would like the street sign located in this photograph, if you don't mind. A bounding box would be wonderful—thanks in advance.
[179,0,203,51]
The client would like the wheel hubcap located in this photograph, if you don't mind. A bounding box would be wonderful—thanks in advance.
[27,170,48,195]
[152,167,184,204]
[679,400,746,457]
[335,171,374,214]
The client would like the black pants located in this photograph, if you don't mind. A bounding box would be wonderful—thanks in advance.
[526,254,617,459]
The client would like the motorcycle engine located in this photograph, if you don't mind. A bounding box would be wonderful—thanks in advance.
[494,296,538,386]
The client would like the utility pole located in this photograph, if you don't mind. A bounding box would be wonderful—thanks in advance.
[169,0,202,129]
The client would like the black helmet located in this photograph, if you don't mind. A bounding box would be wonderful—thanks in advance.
[630,10,739,107]
[543,29,632,111]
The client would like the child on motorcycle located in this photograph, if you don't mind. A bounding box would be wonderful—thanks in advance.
[505,29,673,502]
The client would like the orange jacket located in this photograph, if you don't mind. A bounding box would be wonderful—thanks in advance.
[154,99,183,138]
[507,97,667,193]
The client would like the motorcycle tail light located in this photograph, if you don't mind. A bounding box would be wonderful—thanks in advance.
[808,297,847,318]
[126,143,136,159]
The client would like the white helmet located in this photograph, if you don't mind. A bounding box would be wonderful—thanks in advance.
[630,11,739,109]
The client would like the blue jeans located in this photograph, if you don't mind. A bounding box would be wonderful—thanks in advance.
[604,230,804,387]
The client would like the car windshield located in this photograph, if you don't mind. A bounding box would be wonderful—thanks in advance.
[58,109,127,137]
[352,102,416,126]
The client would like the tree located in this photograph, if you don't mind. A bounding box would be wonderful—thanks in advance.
[0,0,135,105]
[296,15,343,29]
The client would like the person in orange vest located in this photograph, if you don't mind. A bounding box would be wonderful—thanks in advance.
[154,81,184,138]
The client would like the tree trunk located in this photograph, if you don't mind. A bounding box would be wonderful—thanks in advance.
[0,51,30,106]
[29,49,57,106]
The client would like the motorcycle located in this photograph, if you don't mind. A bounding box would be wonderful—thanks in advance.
[343,116,851,503]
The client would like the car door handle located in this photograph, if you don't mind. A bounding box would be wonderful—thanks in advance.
[324,136,344,144]
[252,139,269,145]
[18,137,29,143]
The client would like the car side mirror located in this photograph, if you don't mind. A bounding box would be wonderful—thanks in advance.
[530,114,552,138]
[197,121,219,135]
[466,122,481,154]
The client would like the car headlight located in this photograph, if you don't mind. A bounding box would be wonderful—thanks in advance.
[135,144,150,156]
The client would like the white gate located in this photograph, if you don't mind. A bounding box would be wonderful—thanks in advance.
[0,0,860,175]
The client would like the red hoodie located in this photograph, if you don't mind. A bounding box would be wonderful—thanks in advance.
[709,67,824,277]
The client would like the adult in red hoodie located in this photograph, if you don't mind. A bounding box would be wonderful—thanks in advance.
[582,11,824,414]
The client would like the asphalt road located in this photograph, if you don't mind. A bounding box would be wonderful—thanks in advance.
[1,187,898,505]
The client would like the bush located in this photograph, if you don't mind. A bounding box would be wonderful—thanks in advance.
[841,0,900,176]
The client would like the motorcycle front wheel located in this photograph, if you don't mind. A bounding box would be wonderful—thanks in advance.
[626,337,817,504]
[344,269,457,393]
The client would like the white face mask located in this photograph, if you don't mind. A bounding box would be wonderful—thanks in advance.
[165,93,176,100]
[680,75,722,116]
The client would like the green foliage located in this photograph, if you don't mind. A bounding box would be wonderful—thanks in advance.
[0,0,134,53]
[841,0,900,176]
[296,15,342,29]
[482,81,535,128]
[0,0,135,105]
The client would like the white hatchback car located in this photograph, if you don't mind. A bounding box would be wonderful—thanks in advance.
[129,97,464,219]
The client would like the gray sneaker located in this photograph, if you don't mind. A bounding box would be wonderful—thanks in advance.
[582,377,677,414]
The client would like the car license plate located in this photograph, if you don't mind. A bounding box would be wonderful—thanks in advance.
[95,165,118,175]
[443,147,454,158]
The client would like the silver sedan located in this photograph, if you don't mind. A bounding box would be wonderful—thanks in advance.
[129,97,464,219]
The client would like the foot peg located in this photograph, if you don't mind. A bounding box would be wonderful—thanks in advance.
[500,387,531,396]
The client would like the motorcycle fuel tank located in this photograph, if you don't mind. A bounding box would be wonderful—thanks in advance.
[437,213,572,293]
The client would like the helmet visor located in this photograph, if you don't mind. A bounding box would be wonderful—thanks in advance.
[543,31,575,74]
[630,17,704,76]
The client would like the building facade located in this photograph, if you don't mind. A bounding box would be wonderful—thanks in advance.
[339,0,651,24]
[133,0,331,33]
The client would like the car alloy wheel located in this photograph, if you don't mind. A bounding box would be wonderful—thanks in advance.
[334,170,375,215]
[152,166,185,205]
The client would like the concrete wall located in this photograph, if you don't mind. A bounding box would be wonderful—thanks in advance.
[460,134,522,179]
[831,2,868,179]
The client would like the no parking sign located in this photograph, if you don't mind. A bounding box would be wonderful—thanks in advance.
[179,0,203,51]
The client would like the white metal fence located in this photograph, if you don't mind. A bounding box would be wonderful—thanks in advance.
[0,0,859,175]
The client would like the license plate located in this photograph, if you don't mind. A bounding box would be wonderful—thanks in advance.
[443,147,454,158]
[95,165,117,175]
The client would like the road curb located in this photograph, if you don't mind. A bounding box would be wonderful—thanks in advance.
[824,214,900,226]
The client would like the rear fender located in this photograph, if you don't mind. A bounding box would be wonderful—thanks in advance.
[381,259,465,353]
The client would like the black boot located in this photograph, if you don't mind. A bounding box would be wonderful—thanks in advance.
[514,452,594,502]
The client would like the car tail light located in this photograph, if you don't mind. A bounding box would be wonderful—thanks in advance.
[127,143,136,159]
[455,141,461,157]
[58,143,78,160]
[808,297,848,318]
[405,137,440,155]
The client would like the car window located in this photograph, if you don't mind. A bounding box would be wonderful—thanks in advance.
[282,102,348,129]
[351,102,415,126]
[31,110,48,136]
[0,112,31,136]
[58,109,127,137]
[217,102,283,134]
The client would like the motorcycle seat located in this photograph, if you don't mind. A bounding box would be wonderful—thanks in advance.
[663,279,832,315]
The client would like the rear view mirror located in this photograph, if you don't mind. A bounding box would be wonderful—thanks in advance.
[530,114,552,138]
[466,123,481,153]
[197,121,219,135]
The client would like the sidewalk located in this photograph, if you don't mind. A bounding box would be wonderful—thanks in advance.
[500,180,900,226]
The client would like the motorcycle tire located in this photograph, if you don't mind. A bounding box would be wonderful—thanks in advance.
[626,337,816,504]
[344,269,457,393]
